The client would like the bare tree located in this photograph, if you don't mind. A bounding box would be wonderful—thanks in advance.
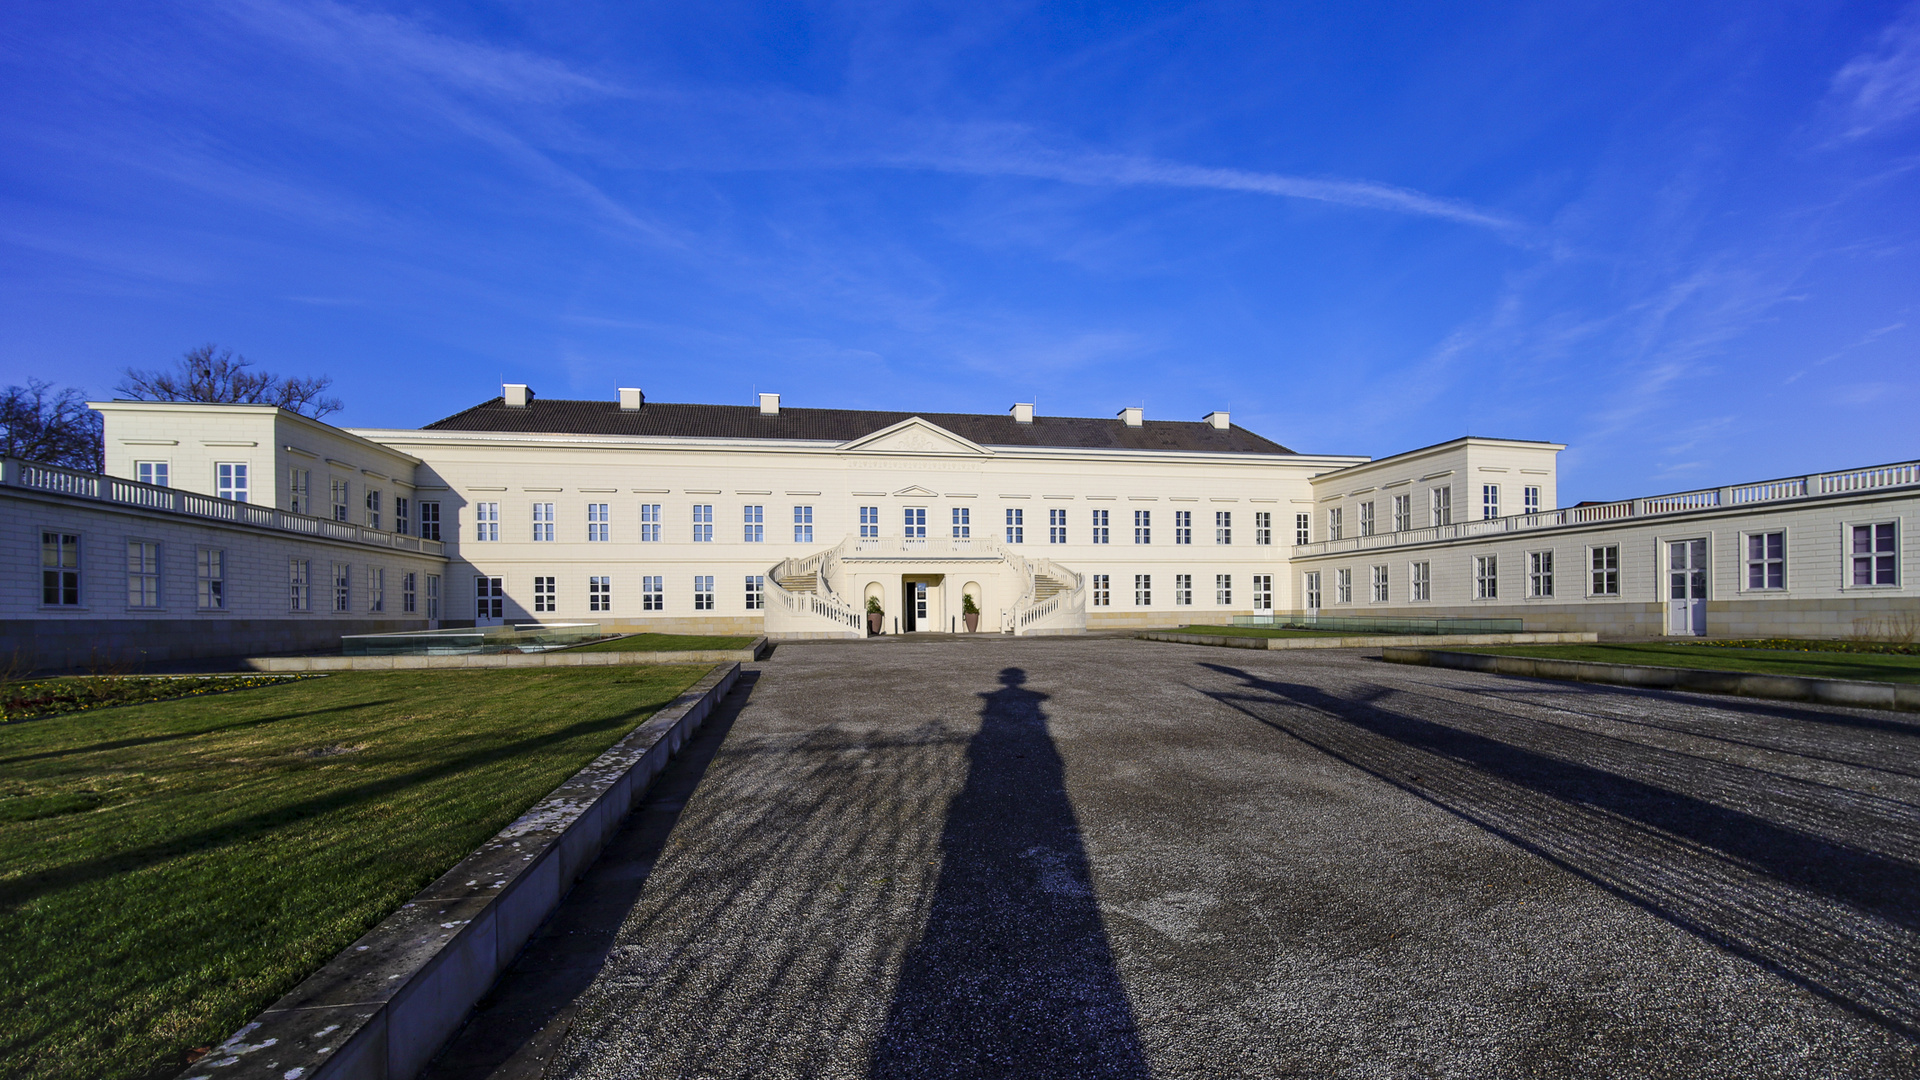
[118,344,343,418]
[0,379,104,470]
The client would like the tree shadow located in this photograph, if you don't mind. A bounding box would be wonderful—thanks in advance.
[1198,661,1920,1040]
[870,667,1150,1079]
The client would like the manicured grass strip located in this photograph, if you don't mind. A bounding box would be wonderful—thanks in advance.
[1,674,319,723]
[1685,638,1920,656]
[1173,625,1355,638]
[1456,643,1920,684]
[570,632,757,652]
[0,665,709,1080]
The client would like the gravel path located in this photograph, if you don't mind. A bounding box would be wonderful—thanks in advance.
[430,636,1920,1079]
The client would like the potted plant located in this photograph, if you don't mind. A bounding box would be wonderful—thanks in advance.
[962,592,980,633]
[866,595,884,636]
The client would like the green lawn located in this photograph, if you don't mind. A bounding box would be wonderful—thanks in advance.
[1171,625,1353,639]
[570,632,758,652]
[0,665,709,1080]
[1,674,318,723]
[1456,643,1920,684]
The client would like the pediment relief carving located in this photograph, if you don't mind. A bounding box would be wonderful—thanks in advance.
[838,418,991,457]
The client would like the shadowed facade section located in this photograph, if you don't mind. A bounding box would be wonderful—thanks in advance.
[871,668,1150,1079]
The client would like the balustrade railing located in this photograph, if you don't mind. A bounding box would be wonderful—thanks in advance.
[2,457,445,556]
[1291,456,1920,558]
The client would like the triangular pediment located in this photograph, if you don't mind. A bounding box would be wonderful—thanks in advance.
[892,485,939,497]
[838,417,992,456]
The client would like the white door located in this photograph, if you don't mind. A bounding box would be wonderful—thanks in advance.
[1667,540,1707,636]
[912,581,929,630]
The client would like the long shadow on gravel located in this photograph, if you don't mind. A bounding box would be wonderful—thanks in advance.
[870,667,1150,1079]
[1200,662,1920,1041]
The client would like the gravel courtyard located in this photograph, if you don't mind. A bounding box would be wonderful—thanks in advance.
[432,636,1920,1079]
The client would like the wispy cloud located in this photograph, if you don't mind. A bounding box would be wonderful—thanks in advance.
[1831,2,1920,137]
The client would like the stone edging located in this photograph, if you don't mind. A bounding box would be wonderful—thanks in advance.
[1382,648,1920,713]
[1139,630,1599,651]
[241,637,764,671]
[180,661,744,1080]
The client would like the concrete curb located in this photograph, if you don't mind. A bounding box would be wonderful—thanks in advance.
[1383,648,1920,713]
[180,661,744,1080]
[1139,630,1599,651]
[240,637,764,671]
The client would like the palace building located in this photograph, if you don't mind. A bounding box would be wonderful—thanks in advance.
[2,382,1914,669]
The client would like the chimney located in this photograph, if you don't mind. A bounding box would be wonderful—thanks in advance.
[618,387,644,411]
[1010,403,1034,424]
[1118,406,1144,428]
[503,383,534,408]
[758,392,780,416]
[1204,410,1230,430]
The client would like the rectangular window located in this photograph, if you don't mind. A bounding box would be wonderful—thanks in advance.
[287,468,308,514]
[368,567,385,613]
[1255,511,1272,546]
[1304,571,1322,610]
[426,574,440,620]
[198,548,226,610]
[1175,573,1192,605]
[1005,508,1024,543]
[331,478,350,521]
[1295,512,1310,546]
[365,489,381,530]
[1215,511,1232,545]
[590,576,612,612]
[1253,574,1273,611]
[1328,507,1343,541]
[745,575,765,610]
[692,504,713,542]
[216,462,249,503]
[1524,486,1541,515]
[534,575,556,613]
[1175,510,1192,545]
[640,503,662,542]
[859,506,880,539]
[1335,568,1352,605]
[1049,508,1068,544]
[1134,574,1151,606]
[1590,545,1620,596]
[693,575,714,610]
[475,502,499,542]
[475,576,503,620]
[403,571,417,614]
[1410,562,1430,602]
[1746,532,1785,590]
[587,503,610,542]
[1134,509,1151,544]
[952,506,970,538]
[1475,555,1499,600]
[1091,509,1109,544]
[137,461,169,487]
[1482,484,1500,520]
[395,496,410,537]
[1529,551,1555,598]
[904,507,927,539]
[793,505,813,544]
[1359,502,1375,537]
[127,540,160,608]
[1432,486,1452,527]
[1215,574,1232,606]
[532,502,556,542]
[1392,494,1411,533]
[289,558,310,611]
[1852,523,1898,586]
[331,561,350,612]
[1371,564,1389,603]
[1092,574,1110,606]
[643,575,664,611]
[744,504,764,543]
[419,500,441,541]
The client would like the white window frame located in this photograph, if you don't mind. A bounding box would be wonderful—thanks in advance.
[587,503,610,543]
[1744,530,1786,592]
[1215,573,1232,606]
[198,548,226,610]
[1049,508,1068,544]
[1589,545,1620,597]
[744,504,765,543]
[1528,550,1554,598]
[904,507,927,540]
[1215,510,1232,545]
[332,561,351,613]
[1092,574,1110,607]
[1176,510,1192,545]
[1359,501,1375,537]
[426,574,440,620]
[1370,564,1389,603]
[290,558,311,612]
[693,574,715,610]
[1524,485,1541,515]
[403,571,417,614]
[692,504,714,542]
[1252,574,1272,611]
[395,496,410,537]
[287,467,308,514]
[1303,570,1322,610]
[794,505,813,544]
[216,462,249,503]
[1295,512,1310,546]
[368,567,385,613]
[418,500,441,541]
[1134,573,1151,606]
[475,502,500,542]
[1482,484,1500,521]
[643,575,664,611]
[332,478,350,522]
[1848,521,1899,588]
[640,503,662,542]
[127,539,161,609]
[1474,555,1498,600]
[475,575,503,620]
[1254,511,1271,546]
[365,488,381,530]
[1328,507,1343,541]
[532,502,556,542]
[859,506,880,539]
[1392,494,1411,533]
[745,575,765,610]
[1005,507,1023,543]
[1432,486,1452,527]
[1174,573,1192,606]
[1134,509,1151,545]
[1335,567,1352,605]
[136,461,170,487]
[1091,509,1109,545]
[590,575,612,612]
[1410,561,1430,602]
[534,575,557,613]
[952,506,970,539]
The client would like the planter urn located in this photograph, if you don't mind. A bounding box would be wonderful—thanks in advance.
[964,612,980,633]
[868,613,884,636]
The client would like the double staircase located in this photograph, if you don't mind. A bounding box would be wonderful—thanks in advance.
[760,536,1086,639]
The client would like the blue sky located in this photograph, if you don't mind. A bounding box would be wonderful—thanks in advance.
[2,1,1916,501]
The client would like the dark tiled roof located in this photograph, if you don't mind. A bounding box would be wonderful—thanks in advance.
[421,398,1296,455]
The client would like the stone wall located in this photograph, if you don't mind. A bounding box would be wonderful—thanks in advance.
[2,616,432,673]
